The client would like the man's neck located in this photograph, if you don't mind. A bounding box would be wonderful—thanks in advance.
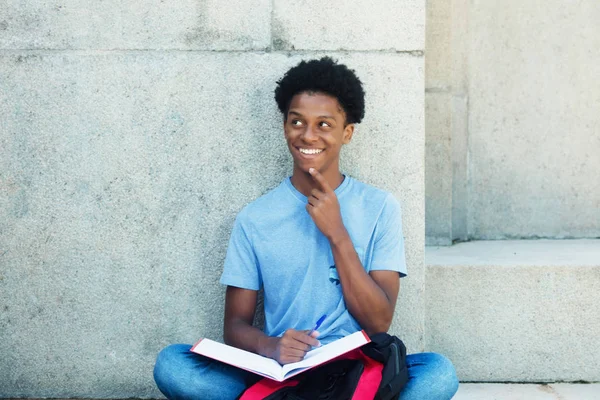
[290,168,345,197]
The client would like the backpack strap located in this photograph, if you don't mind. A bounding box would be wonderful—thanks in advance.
[361,333,409,400]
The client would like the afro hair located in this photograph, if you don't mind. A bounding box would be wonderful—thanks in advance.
[274,57,365,125]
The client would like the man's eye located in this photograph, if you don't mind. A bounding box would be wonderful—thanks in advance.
[292,120,303,126]
[319,121,331,127]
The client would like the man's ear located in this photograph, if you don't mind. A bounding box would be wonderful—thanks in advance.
[342,124,355,144]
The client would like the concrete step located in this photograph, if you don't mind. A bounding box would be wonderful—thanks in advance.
[455,383,600,400]
[425,240,600,382]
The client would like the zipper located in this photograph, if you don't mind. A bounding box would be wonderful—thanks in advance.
[390,342,399,375]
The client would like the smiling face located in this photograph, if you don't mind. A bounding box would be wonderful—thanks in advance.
[284,91,354,178]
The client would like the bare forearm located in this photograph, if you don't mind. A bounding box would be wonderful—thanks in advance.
[224,318,320,364]
[330,231,395,334]
[224,318,278,358]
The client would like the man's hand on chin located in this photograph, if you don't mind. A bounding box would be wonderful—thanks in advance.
[305,168,349,243]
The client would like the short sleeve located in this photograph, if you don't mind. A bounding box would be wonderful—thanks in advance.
[369,195,407,277]
[219,215,262,290]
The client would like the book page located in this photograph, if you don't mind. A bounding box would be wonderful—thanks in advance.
[192,339,283,380]
[281,330,369,378]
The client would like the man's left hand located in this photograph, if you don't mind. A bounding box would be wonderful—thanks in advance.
[306,168,348,241]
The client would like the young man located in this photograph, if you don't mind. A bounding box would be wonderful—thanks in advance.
[154,57,459,399]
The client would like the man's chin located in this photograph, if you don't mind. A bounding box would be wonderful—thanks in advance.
[294,163,319,175]
[293,160,316,171]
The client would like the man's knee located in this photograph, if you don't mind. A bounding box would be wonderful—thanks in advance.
[424,352,459,392]
[154,344,191,374]
[154,344,195,398]
[154,344,248,400]
[404,352,459,400]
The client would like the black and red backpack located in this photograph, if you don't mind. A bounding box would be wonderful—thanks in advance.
[238,333,408,400]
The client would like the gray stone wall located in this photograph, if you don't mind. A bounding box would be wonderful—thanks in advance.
[426,240,600,382]
[426,0,600,244]
[424,0,600,384]
[0,2,424,397]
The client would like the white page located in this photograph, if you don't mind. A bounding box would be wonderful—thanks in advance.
[193,339,283,380]
[281,330,369,377]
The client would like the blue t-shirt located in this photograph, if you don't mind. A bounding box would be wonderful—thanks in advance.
[220,176,407,344]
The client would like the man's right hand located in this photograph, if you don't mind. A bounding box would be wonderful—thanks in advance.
[224,287,322,365]
[268,329,321,365]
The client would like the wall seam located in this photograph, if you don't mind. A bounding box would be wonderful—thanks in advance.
[270,0,275,51]
[0,48,425,55]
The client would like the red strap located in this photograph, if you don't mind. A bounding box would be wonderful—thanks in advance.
[238,378,299,400]
[352,349,384,400]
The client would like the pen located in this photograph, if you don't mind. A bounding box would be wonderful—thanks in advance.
[308,314,327,336]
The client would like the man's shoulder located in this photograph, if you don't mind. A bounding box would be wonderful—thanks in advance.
[346,177,389,197]
[344,177,399,210]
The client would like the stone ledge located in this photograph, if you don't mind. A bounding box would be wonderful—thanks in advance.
[426,239,600,267]
[424,240,600,382]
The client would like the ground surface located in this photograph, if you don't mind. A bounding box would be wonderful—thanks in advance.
[455,383,600,399]
[4,384,600,399]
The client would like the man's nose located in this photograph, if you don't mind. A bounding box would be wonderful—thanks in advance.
[302,126,318,142]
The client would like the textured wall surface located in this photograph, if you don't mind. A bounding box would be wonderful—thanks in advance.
[424,1,600,384]
[467,1,600,239]
[0,0,272,50]
[0,1,424,397]
[425,0,468,245]
[425,0,600,243]
[426,240,600,382]
[272,0,424,51]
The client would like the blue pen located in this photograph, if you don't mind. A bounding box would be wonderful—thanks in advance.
[308,314,327,336]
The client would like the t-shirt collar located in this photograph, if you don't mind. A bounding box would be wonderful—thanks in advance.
[284,174,351,203]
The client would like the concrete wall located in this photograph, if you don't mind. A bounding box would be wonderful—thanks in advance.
[0,1,425,397]
[424,0,600,384]
[426,240,600,382]
[426,0,600,244]
[425,0,469,245]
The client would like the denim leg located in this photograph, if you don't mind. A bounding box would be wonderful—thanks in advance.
[399,352,459,400]
[154,344,253,400]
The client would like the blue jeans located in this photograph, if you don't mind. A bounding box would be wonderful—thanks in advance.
[154,344,459,399]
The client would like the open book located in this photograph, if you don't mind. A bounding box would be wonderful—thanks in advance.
[191,330,370,382]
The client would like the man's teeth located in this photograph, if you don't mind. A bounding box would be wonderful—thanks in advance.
[299,148,323,155]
